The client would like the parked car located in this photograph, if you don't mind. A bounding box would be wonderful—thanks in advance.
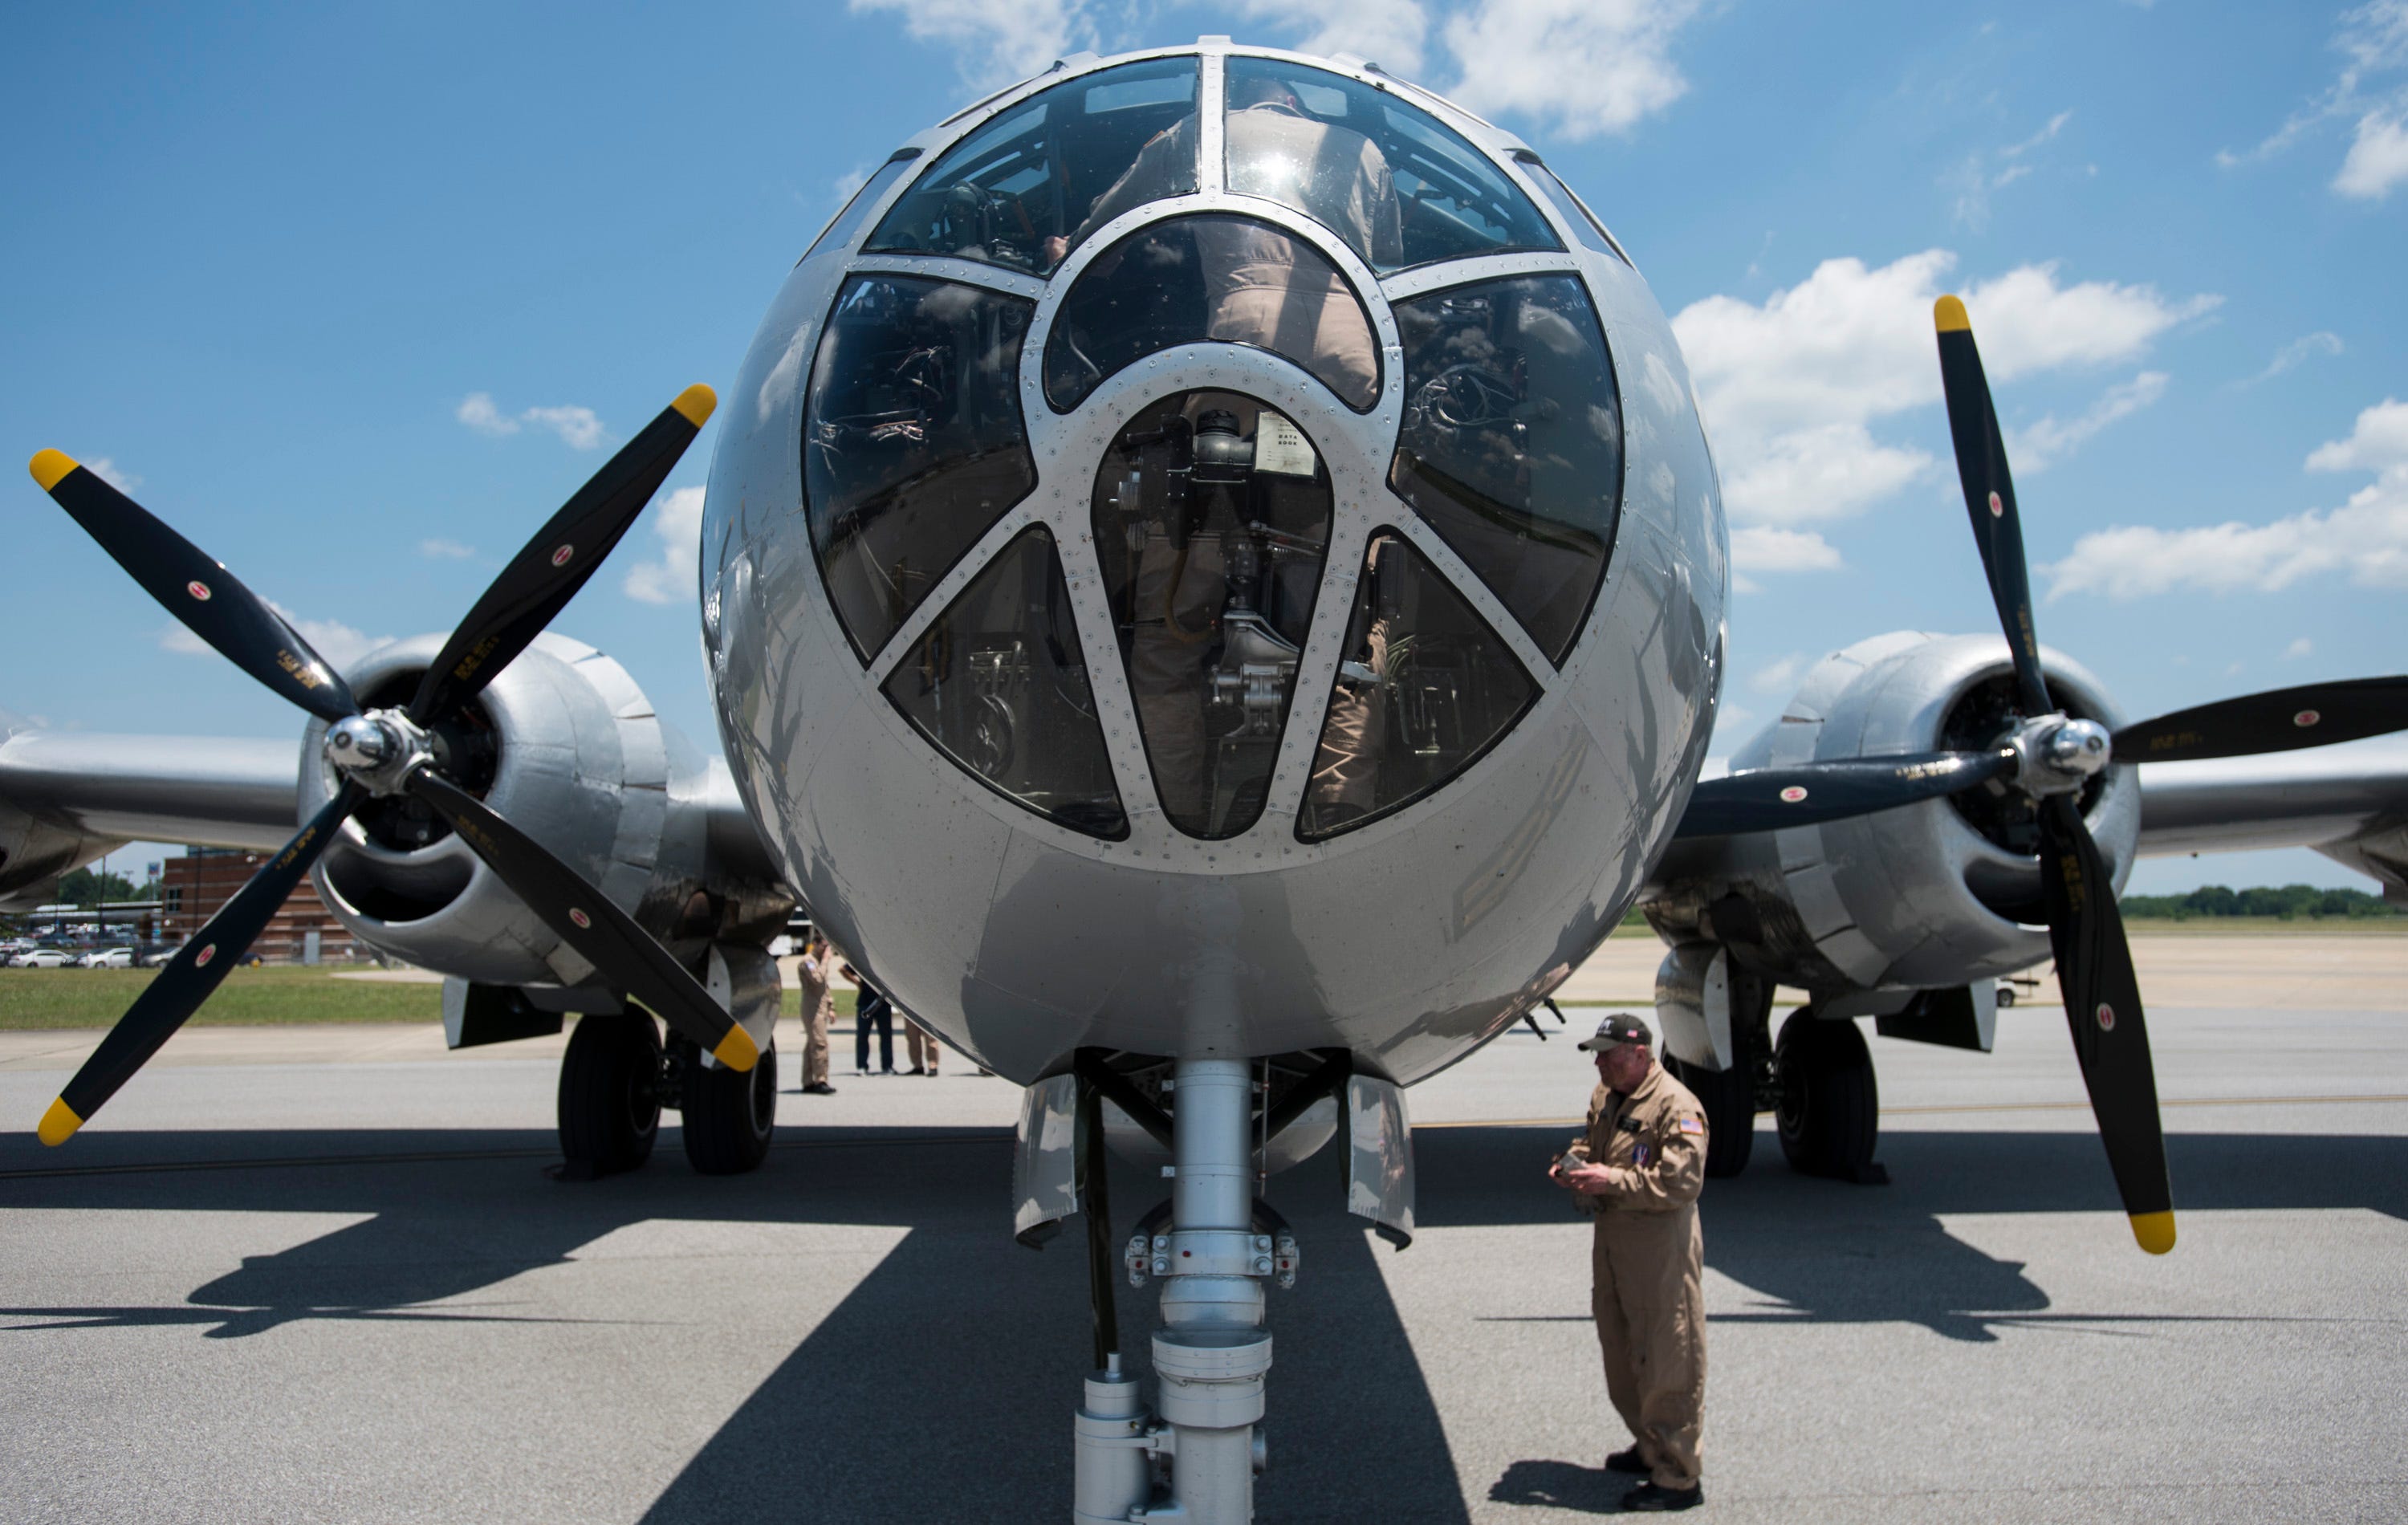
[79,947,136,969]
[9,949,71,967]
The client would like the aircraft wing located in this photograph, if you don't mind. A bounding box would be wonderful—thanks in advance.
[0,707,783,909]
[2134,733,2408,895]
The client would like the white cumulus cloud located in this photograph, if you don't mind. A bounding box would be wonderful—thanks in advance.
[2006,372,2167,474]
[419,538,477,560]
[2245,331,2345,386]
[84,457,141,491]
[1673,250,2215,528]
[623,486,706,607]
[1444,0,1703,140]
[848,0,1096,87]
[2220,1,2408,199]
[2045,397,2408,600]
[457,392,517,437]
[2284,636,2316,659]
[1235,0,1432,75]
[161,602,391,670]
[2337,107,2408,197]
[457,393,610,449]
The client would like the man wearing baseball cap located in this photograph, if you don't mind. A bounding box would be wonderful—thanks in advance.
[1548,1012,1709,1511]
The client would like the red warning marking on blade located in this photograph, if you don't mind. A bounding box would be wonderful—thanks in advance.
[568,908,592,929]
[195,944,217,969]
[1779,786,1808,803]
[1987,492,2003,518]
[2294,710,2321,728]
[187,581,212,601]
[2096,1002,2115,1032]
[551,544,575,567]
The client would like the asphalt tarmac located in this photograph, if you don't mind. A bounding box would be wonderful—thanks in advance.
[2,996,2403,1522]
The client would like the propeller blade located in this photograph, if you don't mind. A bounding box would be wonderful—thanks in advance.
[409,385,716,725]
[2114,675,2408,763]
[402,769,757,1072]
[1675,749,2016,838]
[2036,795,2174,1254]
[1934,297,2051,718]
[36,783,360,1145]
[27,450,359,723]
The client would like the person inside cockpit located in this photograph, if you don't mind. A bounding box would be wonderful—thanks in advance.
[1043,74,1398,404]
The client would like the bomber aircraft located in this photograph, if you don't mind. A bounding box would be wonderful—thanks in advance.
[8,41,2408,1523]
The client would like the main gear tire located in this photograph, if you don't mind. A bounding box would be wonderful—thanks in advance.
[682,1039,778,1175]
[1663,1050,1755,1178]
[558,1010,661,1177]
[1773,1009,1879,1180]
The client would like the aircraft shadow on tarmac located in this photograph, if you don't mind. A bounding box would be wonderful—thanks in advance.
[5,1123,2404,1520]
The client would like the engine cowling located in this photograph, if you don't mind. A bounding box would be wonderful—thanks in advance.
[1646,631,2141,994]
[299,632,774,988]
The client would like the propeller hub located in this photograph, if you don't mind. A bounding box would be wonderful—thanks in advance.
[2012,714,2111,796]
[323,709,434,796]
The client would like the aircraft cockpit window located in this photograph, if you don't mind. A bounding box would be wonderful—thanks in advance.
[804,274,1039,662]
[1043,214,1381,414]
[802,150,917,266]
[1296,531,1538,840]
[882,525,1129,840]
[1515,157,1629,266]
[1092,392,1334,840]
[1387,275,1623,665]
[1222,59,1560,274]
[864,58,1199,275]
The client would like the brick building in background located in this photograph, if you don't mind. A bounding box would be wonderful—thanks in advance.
[160,848,361,963]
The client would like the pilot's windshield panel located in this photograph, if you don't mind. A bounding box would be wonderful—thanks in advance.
[865,58,1199,275]
[1044,214,1380,414]
[1092,392,1333,840]
[1222,59,1560,274]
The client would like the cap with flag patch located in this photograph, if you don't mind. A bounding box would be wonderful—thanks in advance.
[1576,1012,1653,1051]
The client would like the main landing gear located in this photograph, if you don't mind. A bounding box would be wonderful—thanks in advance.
[1662,974,1884,1185]
[555,1009,776,1179]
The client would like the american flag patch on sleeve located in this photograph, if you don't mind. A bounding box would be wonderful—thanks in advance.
[1678,1116,1704,1135]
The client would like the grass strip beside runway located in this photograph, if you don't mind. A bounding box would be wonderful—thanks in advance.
[0,968,860,1028]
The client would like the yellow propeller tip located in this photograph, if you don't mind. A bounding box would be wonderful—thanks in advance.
[28,449,79,492]
[36,1097,83,1147]
[1934,295,1971,333]
[670,384,718,428]
[2129,1210,2176,1255]
[712,1026,760,1072]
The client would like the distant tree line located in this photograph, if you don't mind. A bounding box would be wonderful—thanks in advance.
[2120,883,2402,920]
[58,867,153,905]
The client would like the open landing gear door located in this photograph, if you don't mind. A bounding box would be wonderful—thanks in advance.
[1344,1075,1415,1248]
[1015,1074,1081,1247]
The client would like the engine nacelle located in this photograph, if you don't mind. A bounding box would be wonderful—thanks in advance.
[299,632,782,990]
[1645,631,2140,995]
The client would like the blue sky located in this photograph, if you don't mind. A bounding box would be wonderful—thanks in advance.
[5,1,2403,893]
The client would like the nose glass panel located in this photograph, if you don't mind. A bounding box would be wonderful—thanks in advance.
[1222,58,1560,274]
[1297,531,1538,841]
[864,57,1199,276]
[881,525,1129,840]
[1044,214,1381,414]
[1389,275,1623,665]
[804,275,1037,662]
[1092,392,1333,840]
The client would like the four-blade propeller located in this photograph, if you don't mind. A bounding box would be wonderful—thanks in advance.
[1681,294,2408,1254]
[27,384,753,1149]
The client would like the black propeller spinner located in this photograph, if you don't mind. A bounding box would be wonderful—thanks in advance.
[1677,294,2408,1255]
[28,384,755,1149]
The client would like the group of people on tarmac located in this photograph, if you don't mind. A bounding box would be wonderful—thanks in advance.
[790,933,945,1092]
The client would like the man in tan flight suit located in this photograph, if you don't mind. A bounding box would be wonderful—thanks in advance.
[1549,1013,1708,1511]
[795,936,837,1096]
